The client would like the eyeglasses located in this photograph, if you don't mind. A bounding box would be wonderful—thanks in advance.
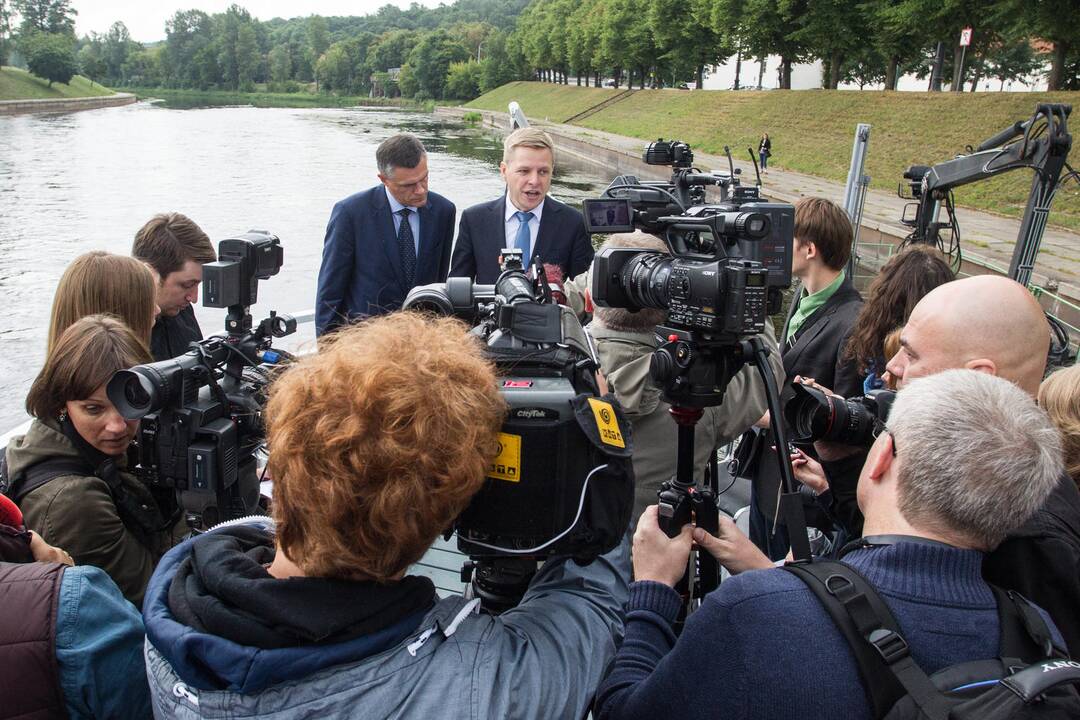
[873,421,898,457]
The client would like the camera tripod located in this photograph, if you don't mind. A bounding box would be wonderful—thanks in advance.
[655,334,812,603]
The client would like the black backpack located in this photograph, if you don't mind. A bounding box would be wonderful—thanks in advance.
[785,559,1080,720]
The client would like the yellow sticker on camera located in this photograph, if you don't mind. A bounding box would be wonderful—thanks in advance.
[489,432,522,482]
[588,398,625,449]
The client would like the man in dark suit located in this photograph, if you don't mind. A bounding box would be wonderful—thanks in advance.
[316,134,456,336]
[749,197,864,558]
[450,127,593,284]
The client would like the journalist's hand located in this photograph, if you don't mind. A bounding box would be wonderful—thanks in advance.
[791,449,828,495]
[29,531,74,566]
[632,505,693,587]
[693,517,772,575]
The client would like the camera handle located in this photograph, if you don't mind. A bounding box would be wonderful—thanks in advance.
[743,336,812,564]
[657,407,721,599]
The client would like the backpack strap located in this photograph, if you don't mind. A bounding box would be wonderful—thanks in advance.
[785,560,952,720]
[0,455,95,505]
[990,585,1065,661]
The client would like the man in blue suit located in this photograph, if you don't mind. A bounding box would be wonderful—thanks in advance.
[450,127,593,285]
[316,134,456,336]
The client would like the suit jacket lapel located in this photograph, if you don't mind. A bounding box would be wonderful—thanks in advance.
[373,188,407,290]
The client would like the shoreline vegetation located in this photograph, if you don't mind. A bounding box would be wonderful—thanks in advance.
[118,86,443,110]
[467,82,1080,232]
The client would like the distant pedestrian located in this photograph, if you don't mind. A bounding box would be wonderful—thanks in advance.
[759,132,772,173]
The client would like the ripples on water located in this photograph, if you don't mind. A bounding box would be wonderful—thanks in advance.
[0,103,609,431]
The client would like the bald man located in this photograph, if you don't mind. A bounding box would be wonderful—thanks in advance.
[886,274,1080,653]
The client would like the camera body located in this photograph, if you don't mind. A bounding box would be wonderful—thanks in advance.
[783,383,897,447]
[107,231,295,528]
[404,255,632,570]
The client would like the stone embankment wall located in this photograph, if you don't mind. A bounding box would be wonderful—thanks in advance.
[0,92,136,116]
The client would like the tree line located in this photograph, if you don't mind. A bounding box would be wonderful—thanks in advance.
[0,0,1076,97]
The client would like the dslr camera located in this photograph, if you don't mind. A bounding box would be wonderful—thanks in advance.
[405,251,633,610]
[784,383,897,447]
[106,231,296,529]
[585,139,795,407]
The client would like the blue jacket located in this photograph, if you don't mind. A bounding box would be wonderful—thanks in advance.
[143,518,631,720]
[56,565,151,719]
[595,541,1066,720]
[315,187,456,335]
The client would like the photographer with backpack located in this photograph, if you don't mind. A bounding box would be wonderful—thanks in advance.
[596,369,1080,720]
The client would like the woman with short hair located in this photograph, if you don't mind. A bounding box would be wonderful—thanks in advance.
[5,315,181,605]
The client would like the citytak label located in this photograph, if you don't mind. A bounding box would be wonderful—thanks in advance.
[588,398,625,449]
[489,432,522,482]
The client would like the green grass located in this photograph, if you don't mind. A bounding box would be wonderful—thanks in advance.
[469,82,1080,231]
[465,81,622,122]
[120,86,436,110]
[0,66,115,100]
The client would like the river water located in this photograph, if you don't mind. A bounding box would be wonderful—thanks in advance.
[0,102,609,431]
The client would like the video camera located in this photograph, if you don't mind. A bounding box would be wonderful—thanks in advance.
[585,139,794,408]
[784,384,896,448]
[106,231,296,530]
[404,252,633,611]
[584,141,813,577]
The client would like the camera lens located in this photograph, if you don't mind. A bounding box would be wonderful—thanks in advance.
[621,253,672,310]
[124,379,151,409]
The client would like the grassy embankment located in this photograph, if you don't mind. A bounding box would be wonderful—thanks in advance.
[0,66,115,100]
[468,81,1080,232]
[120,86,439,110]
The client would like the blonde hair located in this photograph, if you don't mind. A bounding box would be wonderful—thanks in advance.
[503,127,555,163]
[267,312,507,582]
[1039,364,1080,489]
[47,251,157,355]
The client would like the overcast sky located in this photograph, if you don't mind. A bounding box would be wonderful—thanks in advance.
[72,1,446,42]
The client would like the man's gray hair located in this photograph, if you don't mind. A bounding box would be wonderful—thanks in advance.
[376,133,426,176]
[889,369,1063,550]
[592,232,668,332]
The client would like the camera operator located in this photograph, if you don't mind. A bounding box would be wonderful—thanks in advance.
[132,212,217,361]
[0,494,151,719]
[4,316,183,606]
[569,232,782,517]
[884,274,1080,655]
[141,313,630,719]
[596,370,1067,720]
[748,196,864,558]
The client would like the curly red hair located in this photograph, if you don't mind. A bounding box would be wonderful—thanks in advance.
[266,312,506,582]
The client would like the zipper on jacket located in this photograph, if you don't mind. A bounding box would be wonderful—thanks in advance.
[173,682,200,707]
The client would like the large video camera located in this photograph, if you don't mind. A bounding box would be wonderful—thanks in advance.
[404,251,633,611]
[784,384,896,448]
[106,231,296,530]
[585,141,814,578]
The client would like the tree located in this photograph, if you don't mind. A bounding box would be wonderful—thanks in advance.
[739,0,807,88]
[784,0,864,89]
[478,29,518,91]
[164,9,213,88]
[984,37,1041,90]
[103,21,134,82]
[0,0,13,65]
[76,34,105,82]
[13,0,74,35]
[20,30,76,85]
[445,59,482,99]
[398,61,418,96]
[268,43,291,84]
[1012,0,1080,91]
[405,29,469,98]
[306,14,329,69]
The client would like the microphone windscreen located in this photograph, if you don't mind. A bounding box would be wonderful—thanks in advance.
[0,493,24,530]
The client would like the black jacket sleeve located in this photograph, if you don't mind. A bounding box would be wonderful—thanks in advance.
[449,210,477,280]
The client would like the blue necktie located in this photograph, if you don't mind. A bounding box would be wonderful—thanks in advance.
[397,208,416,288]
[514,210,534,266]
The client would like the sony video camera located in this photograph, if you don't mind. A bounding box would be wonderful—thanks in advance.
[585,139,794,407]
[404,251,634,610]
[784,384,897,447]
[106,231,296,529]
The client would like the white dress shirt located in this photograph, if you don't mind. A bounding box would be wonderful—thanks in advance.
[503,197,545,261]
[385,186,421,254]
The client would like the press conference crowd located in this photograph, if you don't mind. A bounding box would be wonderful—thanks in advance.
[2,129,1079,720]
